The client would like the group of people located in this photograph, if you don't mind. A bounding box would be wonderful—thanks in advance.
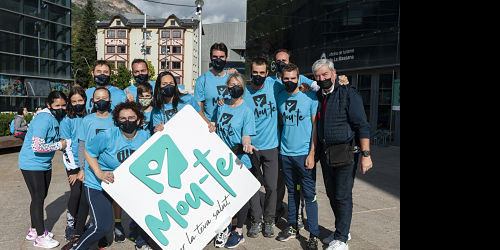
[17,42,372,250]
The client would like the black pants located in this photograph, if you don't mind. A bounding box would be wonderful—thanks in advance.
[66,170,90,236]
[235,202,250,229]
[21,169,52,234]
[249,147,279,223]
[275,155,286,220]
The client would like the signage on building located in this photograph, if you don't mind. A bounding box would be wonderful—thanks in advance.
[102,105,261,250]
[392,79,400,110]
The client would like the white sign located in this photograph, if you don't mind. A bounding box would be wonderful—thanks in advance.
[103,105,261,250]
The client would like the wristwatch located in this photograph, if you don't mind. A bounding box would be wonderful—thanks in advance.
[361,150,371,157]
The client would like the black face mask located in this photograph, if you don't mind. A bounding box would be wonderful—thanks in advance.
[73,104,85,114]
[283,81,298,93]
[119,120,138,135]
[94,100,111,112]
[134,74,149,85]
[228,86,244,99]
[276,61,287,73]
[211,58,226,72]
[161,85,176,98]
[317,78,333,90]
[94,74,110,87]
[251,75,266,87]
[50,108,66,122]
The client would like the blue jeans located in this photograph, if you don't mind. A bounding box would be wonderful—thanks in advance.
[281,155,319,237]
[320,153,359,243]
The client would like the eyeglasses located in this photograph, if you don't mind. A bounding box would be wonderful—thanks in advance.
[119,116,137,122]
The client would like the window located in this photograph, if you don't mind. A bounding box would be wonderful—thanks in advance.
[107,46,115,53]
[117,30,126,38]
[146,31,152,40]
[171,20,175,25]
[358,74,371,120]
[377,73,393,130]
[172,46,182,54]
[116,21,121,26]
[172,61,181,69]
[117,46,126,53]
[160,61,169,69]
[161,30,170,38]
[172,31,181,38]
[161,46,169,54]
[146,47,151,55]
[107,30,115,38]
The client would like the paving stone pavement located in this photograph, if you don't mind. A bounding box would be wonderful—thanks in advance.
[0,145,400,250]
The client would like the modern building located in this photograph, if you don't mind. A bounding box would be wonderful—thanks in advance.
[200,22,246,75]
[246,0,400,145]
[0,0,73,112]
[95,13,200,92]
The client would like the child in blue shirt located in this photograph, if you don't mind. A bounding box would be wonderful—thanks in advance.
[136,83,154,135]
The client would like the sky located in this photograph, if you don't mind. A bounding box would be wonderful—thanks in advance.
[128,0,247,24]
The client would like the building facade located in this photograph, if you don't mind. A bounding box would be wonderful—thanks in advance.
[246,0,400,145]
[0,0,72,112]
[96,13,200,92]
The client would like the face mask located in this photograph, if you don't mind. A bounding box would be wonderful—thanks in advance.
[50,108,66,122]
[228,86,244,99]
[284,81,298,93]
[252,75,266,87]
[161,85,176,98]
[276,61,287,73]
[94,74,110,87]
[119,120,138,135]
[138,98,152,108]
[94,100,110,112]
[211,58,226,72]
[73,104,85,114]
[134,74,149,85]
[317,78,333,90]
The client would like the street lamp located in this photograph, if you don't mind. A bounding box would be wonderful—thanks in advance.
[196,0,204,77]
[72,68,81,85]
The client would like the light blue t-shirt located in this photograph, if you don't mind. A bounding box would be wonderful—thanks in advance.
[194,71,231,121]
[18,112,60,171]
[270,74,315,88]
[151,94,201,127]
[277,90,319,156]
[85,85,126,113]
[214,101,256,169]
[85,127,150,191]
[78,113,114,144]
[124,80,156,102]
[60,115,84,166]
[243,77,284,151]
[143,109,153,134]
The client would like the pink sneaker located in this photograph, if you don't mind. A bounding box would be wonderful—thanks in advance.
[26,228,54,241]
[33,231,59,248]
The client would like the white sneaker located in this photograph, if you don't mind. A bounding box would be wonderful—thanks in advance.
[26,228,54,241]
[214,225,231,248]
[33,231,59,248]
[323,233,351,244]
[326,240,349,250]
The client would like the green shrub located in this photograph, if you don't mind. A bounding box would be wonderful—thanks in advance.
[0,112,34,136]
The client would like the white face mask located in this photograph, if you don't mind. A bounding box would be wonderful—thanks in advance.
[138,98,152,108]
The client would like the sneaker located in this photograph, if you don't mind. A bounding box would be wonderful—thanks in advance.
[262,222,275,238]
[114,224,126,243]
[214,224,231,248]
[326,240,349,250]
[65,225,75,241]
[135,245,153,250]
[322,233,351,245]
[247,221,261,238]
[33,231,59,248]
[276,226,297,242]
[26,229,54,241]
[98,237,109,249]
[306,236,319,250]
[61,236,79,250]
[224,232,245,248]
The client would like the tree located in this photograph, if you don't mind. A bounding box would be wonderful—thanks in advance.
[146,60,156,82]
[115,64,133,90]
[72,0,97,88]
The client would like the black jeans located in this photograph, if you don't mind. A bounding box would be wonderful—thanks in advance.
[21,169,52,234]
[320,152,359,243]
[249,147,279,223]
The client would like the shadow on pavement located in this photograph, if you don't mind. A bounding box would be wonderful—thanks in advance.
[0,146,21,155]
[45,191,70,232]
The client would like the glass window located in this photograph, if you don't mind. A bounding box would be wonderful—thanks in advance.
[172,31,181,38]
[116,21,121,26]
[171,20,175,25]
[117,46,126,53]
[0,54,21,75]
[146,31,152,40]
[377,73,393,130]
[172,46,182,54]
[0,32,21,55]
[160,61,169,69]
[161,30,170,38]
[24,57,39,75]
[24,0,39,16]
[0,10,21,33]
[2,0,22,13]
[117,30,126,38]
[161,46,168,54]
[172,61,181,69]
[358,74,371,120]
[23,37,39,57]
[107,46,115,53]
[146,47,151,55]
[48,4,68,25]
[107,30,115,38]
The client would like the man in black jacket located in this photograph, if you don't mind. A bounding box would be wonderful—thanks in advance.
[312,59,372,250]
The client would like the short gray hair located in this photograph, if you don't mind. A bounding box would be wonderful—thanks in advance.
[312,59,335,74]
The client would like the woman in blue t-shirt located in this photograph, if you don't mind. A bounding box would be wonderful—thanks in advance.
[208,73,258,248]
[71,101,150,250]
[151,71,203,133]
[19,91,67,249]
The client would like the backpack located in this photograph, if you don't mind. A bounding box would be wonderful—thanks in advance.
[9,119,15,134]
